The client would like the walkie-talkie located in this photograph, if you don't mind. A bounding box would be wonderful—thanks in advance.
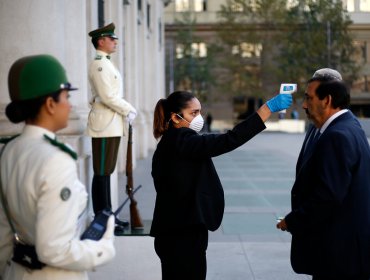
[81,208,112,240]
[81,185,142,240]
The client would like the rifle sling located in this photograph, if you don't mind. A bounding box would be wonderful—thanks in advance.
[114,185,142,216]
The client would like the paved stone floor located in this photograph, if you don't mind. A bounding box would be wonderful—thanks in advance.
[89,132,314,280]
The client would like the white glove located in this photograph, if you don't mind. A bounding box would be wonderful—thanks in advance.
[95,215,116,262]
[127,111,137,124]
[102,215,115,240]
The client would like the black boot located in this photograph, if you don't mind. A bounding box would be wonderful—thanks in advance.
[115,217,129,227]
[104,175,129,227]
[92,175,129,230]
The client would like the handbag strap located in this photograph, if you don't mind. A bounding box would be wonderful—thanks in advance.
[0,143,24,243]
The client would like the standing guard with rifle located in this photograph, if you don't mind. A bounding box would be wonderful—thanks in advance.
[86,23,137,233]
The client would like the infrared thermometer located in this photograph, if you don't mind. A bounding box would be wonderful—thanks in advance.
[279,83,297,113]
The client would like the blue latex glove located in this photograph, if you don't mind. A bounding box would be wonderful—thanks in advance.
[266,94,293,113]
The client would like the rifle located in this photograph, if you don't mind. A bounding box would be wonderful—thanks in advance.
[126,123,144,229]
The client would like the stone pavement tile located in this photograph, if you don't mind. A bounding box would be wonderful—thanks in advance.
[88,236,161,280]
[238,233,289,243]
[209,228,241,242]
[222,213,280,235]
[242,242,311,280]
[207,242,254,280]
[245,170,294,178]
[250,179,294,190]
[263,193,291,208]
[226,193,269,208]
[221,179,256,190]
[217,169,249,178]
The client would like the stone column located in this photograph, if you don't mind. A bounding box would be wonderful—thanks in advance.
[0,0,91,191]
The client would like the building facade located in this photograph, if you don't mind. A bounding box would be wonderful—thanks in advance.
[0,0,167,209]
[165,0,370,122]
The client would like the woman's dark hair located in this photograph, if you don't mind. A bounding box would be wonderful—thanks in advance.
[6,90,62,124]
[315,80,350,109]
[153,91,195,139]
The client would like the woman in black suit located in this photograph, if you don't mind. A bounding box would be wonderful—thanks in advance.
[150,90,292,280]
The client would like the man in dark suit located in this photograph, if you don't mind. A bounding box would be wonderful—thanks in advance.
[277,68,370,280]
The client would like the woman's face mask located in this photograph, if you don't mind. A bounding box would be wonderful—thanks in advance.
[176,114,204,133]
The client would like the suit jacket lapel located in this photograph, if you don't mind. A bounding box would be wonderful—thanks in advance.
[296,124,316,172]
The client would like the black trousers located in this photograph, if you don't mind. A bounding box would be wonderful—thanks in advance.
[154,225,208,280]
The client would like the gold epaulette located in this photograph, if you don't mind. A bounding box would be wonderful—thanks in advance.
[43,135,78,160]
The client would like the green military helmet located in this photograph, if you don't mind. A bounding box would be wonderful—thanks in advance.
[8,54,77,102]
[88,22,118,39]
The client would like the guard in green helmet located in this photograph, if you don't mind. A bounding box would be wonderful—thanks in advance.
[87,23,137,232]
[0,55,115,280]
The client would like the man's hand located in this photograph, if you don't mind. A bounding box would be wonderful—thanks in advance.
[276,218,288,231]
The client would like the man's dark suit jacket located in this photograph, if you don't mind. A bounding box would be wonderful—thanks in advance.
[285,111,370,278]
[150,113,265,236]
